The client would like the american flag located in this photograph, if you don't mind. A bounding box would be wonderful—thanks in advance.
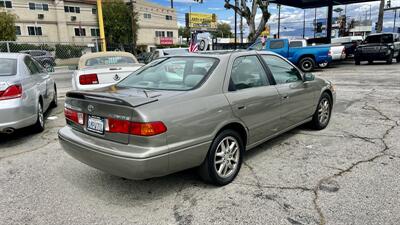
[189,32,198,52]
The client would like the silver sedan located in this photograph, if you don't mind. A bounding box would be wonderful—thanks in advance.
[0,53,57,134]
[58,51,336,185]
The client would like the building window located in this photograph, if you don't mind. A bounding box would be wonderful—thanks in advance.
[28,3,48,11]
[27,26,42,36]
[92,8,97,14]
[15,26,21,36]
[0,0,12,8]
[74,28,86,37]
[155,31,165,37]
[65,6,80,13]
[90,28,100,37]
[144,13,151,19]
[165,15,172,20]
[167,31,173,38]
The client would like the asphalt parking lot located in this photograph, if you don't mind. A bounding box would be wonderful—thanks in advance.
[1,61,399,225]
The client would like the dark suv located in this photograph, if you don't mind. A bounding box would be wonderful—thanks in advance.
[20,50,56,69]
[355,33,400,65]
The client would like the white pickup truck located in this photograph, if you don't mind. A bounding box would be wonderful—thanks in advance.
[289,39,346,68]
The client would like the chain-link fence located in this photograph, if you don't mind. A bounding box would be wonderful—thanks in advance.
[0,41,100,70]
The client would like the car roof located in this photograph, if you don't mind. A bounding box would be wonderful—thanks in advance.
[162,50,280,59]
[0,53,27,59]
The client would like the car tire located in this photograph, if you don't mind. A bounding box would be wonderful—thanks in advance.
[355,59,361,65]
[396,54,400,63]
[32,101,45,133]
[310,92,332,130]
[199,40,206,51]
[368,60,373,64]
[387,53,393,64]
[299,57,315,72]
[198,129,244,186]
[50,85,57,108]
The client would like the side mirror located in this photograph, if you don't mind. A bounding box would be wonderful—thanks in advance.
[304,73,315,82]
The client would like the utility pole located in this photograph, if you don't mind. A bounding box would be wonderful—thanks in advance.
[314,8,317,38]
[376,0,385,32]
[234,0,238,49]
[240,15,243,44]
[277,4,281,38]
[170,0,173,8]
[394,9,397,33]
[97,0,106,52]
[303,9,306,39]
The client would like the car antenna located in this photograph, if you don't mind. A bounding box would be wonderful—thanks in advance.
[143,89,149,98]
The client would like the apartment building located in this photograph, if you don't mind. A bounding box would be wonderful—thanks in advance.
[130,0,179,51]
[1,0,99,43]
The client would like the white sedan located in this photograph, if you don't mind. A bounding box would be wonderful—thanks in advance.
[72,52,143,91]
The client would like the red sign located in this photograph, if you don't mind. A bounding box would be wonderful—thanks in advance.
[160,37,173,45]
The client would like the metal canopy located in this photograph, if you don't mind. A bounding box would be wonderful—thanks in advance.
[269,0,378,9]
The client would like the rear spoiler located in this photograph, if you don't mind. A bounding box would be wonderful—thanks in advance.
[66,91,158,108]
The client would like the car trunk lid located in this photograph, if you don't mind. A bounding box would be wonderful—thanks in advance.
[65,86,182,144]
[79,64,143,86]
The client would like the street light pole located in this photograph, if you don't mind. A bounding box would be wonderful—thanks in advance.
[97,0,106,52]
[277,4,281,38]
[394,9,397,33]
[377,0,385,32]
[303,9,306,39]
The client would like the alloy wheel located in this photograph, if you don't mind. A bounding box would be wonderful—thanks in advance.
[214,136,240,178]
[318,98,330,125]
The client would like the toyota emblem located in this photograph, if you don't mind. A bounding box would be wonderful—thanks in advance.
[87,104,95,112]
[113,74,120,81]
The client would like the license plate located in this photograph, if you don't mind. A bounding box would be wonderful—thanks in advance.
[87,116,104,134]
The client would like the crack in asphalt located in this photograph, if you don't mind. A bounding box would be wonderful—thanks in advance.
[312,102,399,225]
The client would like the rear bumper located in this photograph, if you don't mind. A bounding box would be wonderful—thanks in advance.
[58,126,211,179]
[0,98,36,131]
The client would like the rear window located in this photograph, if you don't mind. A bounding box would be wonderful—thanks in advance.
[270,40,284,49]
[117,57,218,91]
[85,56,137,66]
[0,59,17,76]
[365,34,393,44]
[289,41,303,48]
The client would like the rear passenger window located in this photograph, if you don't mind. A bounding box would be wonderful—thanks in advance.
[262,55,302,84]
[230,55,269,90]
[289,41,303,48]
[269,40,284,49]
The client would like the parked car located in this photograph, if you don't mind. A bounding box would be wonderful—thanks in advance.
[20,50,56,70]
[332,36,363,58]
[72,52,144,91]
[154,48,189,57]
[137,52,153,64]
[58,51,336,185]
[249,38,331,72]
[0,53,57,134]
[355,33,400,65]
[289,40,345,68]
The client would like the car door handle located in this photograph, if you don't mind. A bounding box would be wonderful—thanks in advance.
[238,106,246,110]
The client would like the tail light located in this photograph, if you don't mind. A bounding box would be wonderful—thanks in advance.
[79,74,98,85]
[106,118,167,136]
[0,85,22,101]
[64,108,84,124]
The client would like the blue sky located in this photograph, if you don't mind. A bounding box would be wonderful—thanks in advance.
[148,0,400,38]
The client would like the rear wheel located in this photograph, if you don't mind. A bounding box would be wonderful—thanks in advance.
[32,101,45,133]
[355,59,361,65]
[396,54,400,63]
[368,60,373,64]
[198,129,244,186]
[318,62,329,68]
[299,57,315,72]
[310,92,332,130]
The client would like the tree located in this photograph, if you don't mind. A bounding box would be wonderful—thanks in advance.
[103,0,139,50]
[0,11,17,41]
[224,0,270,42]
[178,26,190,38]
[212,22,233,38]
